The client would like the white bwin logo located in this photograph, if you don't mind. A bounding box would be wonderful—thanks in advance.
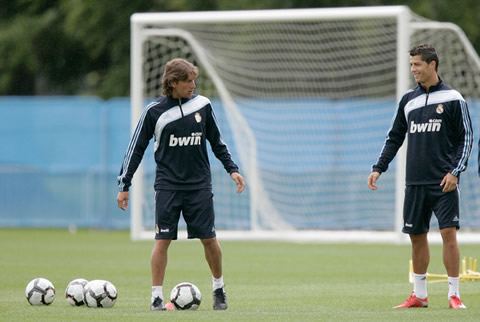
[410,119,442,133]
[169,133,202,146]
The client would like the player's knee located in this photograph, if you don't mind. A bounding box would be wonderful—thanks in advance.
[440,227,458,244]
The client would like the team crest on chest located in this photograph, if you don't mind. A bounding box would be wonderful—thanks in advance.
[436,104,444,114]
[195,112,202,123]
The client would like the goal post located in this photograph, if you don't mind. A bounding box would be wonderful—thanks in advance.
[129,6,480,242]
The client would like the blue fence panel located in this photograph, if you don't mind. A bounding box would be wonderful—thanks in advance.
[0,96,478,230]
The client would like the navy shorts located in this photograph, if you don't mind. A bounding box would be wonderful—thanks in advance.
[402,184,460,234]
[154,189,216,240]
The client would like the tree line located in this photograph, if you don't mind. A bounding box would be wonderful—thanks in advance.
[1,0,479,98]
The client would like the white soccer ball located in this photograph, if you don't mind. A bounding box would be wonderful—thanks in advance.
[25,278,55,306]
[170,282,202,310]
[65,278,89,306]
[83,279,117,308]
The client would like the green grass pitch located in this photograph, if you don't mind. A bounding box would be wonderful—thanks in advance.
[1,228,480,321]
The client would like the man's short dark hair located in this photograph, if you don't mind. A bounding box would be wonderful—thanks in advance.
[409,44,439,71]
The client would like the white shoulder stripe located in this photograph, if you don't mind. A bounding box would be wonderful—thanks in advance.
[183,95,211,116]
[404,94,426,118]
[428,89,465,105]
[404,89,465,119]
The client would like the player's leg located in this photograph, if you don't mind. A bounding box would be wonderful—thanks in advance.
[151,239,171,310]
[440,227,460,277]
[201,237,227,310]
[394,232,430,309]
[434,186,461,277]
[151,190,181,311]
[394,185,430,308]
[201,236,227,296]
[151,239,172,286]
[434,186,465,308]
[183,189,227,310]
[410,232,430,299]
[440,227,465,308]
[200,237,223,279]
[410,233,430,275]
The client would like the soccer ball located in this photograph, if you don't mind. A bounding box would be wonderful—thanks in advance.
[25,278,55,306]
[170,282,202,310]
[83,279,117,308]
[65,278,88,306]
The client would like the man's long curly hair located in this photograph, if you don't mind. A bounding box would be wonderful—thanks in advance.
[162,58,199,96]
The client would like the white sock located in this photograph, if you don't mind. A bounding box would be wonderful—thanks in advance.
[152,286,163,302]
[413,273,427,299]
[212,276,224,290]
[448,276,460,299]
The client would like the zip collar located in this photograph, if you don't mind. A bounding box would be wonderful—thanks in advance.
[166,95,196,105]
[166,95,195,118]
[417,76,443,93]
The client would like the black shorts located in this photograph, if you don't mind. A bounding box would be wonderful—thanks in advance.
[154,189,216,240]
[402,184,460,234]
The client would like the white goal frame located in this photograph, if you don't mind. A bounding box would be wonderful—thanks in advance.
[130,6,480,243]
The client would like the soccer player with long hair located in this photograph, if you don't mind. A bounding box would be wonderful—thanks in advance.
[117,58,246,311]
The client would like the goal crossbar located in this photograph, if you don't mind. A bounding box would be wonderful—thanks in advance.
[131,6,410,25]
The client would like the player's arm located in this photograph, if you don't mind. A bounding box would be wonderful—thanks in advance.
[368,99,408,190]
[205,104,239,173]
[373,106,408,173]
[441,100,473,192]
[116,108,155,209]
[204,104,246,193]
[450,100,474,177]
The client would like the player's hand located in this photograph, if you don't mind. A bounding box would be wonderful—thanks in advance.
[231,172,246,194]
[440,173,458,193]
[367,171,381,190]
[117,191,129,210]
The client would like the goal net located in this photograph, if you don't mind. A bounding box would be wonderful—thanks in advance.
[130,6,480,242]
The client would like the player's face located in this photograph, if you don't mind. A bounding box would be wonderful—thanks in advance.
[410,55,436,85]
[171,72,196,99]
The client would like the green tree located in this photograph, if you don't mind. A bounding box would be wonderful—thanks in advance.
[0,0,479,98]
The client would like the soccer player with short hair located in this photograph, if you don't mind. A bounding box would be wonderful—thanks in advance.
[368,44,473,309]
[117,58,246,311]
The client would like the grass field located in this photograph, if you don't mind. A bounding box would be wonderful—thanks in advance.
[1,228,480,321]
